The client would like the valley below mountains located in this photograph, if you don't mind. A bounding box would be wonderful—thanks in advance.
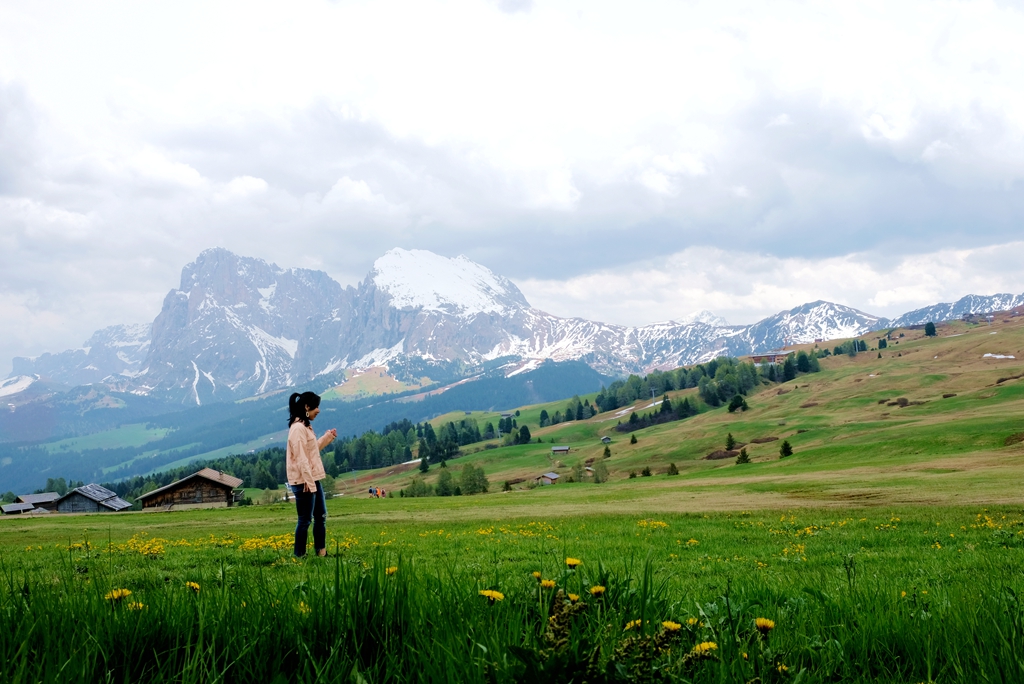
[8,247,1024,407]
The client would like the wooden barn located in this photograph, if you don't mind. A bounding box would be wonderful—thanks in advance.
[137,468,244,510]
[55,484,132,513]
[16,492,61,511]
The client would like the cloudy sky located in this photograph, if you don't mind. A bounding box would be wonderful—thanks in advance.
[2,0,1024,373]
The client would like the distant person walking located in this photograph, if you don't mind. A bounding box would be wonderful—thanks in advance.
[286,391,336,557]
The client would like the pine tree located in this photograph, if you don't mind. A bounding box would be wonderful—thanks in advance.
[630,434,638,445]
[925,322,937,337]
[782,356,797,381]
[728,395,747,413]
[726,433,736,450]
[603,445,611,458]
[796,351,811,373]
[667,463,679,475]
[779,440,793,458]
[641,466,652,477]
[736,448,750,464]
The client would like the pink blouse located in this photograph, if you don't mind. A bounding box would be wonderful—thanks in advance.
[286,420,329,487]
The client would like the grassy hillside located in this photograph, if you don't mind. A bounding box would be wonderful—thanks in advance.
[320,366,431,400]
[352,317,1024,510]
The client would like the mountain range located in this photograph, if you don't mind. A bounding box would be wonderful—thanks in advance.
[7,247,1024,406]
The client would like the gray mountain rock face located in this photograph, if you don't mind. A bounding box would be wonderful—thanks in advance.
[141,248,346,403]
[9,249,1023,405]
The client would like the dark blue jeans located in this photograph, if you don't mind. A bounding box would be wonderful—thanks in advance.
[290,481,326,557]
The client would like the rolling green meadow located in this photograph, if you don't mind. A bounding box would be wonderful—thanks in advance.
[4,318,1024,682]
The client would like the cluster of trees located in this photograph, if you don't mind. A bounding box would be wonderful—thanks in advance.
[759,351,822,384]
[401,462,489,497]
[335,417,491,472]
[539,396,599,426]
[479,413,533,446]
[830,340,868,356]
[594,355,810,412]
[615,395,700,433]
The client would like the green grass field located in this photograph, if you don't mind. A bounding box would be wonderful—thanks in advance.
[39,423,170,455]
[4,318,1024,682]
[2,500,1024,682]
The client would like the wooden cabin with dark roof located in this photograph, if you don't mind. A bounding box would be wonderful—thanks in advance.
[55,484,132,513]
[137,468,244,510]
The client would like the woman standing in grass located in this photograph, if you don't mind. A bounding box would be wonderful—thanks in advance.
[287,391,337,557]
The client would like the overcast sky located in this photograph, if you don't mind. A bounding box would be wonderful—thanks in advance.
[3,0,1024,373]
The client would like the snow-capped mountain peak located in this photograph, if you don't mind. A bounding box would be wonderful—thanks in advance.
[683,310,730,327]
[371,248,530,317]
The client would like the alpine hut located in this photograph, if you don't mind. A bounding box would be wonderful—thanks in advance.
[137,468,244,510]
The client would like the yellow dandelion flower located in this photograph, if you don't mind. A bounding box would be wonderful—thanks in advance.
[692,642,718,657]
[777,664,789,673]
[186,581,201,593]
[127,601,146,611]
[386,566,398,576]
[297,601,311,615]
[755,617,775,635]
[541,579,556,589]
[565,557,582,568]
[532,571,542,581]
[568,593,580,603]
[479,589,504,603]
[104,588,132,601]
[901,591,907,597]
[662,621,681,631]
[590,585,606,596]
[624,619,644,631]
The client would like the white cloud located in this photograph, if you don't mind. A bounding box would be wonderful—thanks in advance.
[222,175,268,198]
[1,1,1024,370]
[519,241,1024,327]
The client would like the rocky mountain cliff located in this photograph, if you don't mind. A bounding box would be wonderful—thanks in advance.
[11,248,1024,405]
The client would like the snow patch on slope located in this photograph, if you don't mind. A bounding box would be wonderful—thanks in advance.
[372,248,529,317]
[0,376,35,398]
